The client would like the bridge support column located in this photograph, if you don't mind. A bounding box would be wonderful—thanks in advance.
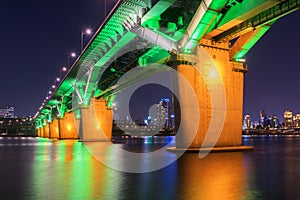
[49,118,59,139]
[59,112,78,139]
[44,123,50,138]
[176,39,246,149]
[79,98,113,141]
[37,128,42,137]
[40,126,45,138]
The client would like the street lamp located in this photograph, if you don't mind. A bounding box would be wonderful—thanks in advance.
[81,28,92,52]
[67,52,76,68]
[104,0,107,18]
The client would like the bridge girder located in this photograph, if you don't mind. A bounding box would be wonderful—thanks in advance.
[35,0,300,123]
[212,0,300,42]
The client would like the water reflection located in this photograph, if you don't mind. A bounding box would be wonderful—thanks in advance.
[176,153,254,200]
[83,136,180,173]
[243,135,300,199]
[2,136,300,199]
[27,139,106,200]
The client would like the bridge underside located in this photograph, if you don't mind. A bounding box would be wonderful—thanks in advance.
[35,0,300,149]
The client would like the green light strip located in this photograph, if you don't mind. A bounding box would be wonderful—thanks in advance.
[233,22,275,60]
[183,0,228,51]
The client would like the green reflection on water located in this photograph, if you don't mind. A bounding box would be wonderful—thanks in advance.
[27,138,264,200]
[29,139,98,199]
[30,139,124,200]
[67,141,94,200]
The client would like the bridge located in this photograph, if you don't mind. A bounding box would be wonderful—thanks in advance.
[35,0,300,149]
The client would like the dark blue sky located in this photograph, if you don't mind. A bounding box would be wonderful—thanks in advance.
[0,1,299,122]
[0,0,118,117]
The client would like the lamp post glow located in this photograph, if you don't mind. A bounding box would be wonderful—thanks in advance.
[67,52,76,68]
[81,29,92,52]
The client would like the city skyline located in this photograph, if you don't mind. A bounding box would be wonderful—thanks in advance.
[0,1,299,119]
[245,109,300,125]
[243,11,300,122]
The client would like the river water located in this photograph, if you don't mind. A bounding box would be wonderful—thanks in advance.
[0,135,300,200]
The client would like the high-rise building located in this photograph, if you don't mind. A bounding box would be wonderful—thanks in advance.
[284,110,293,127]
[259,110,268,127]
[0,106,14,118]
[159,98,175,130]
[243,114,252,129]
[147,103,166,127]
[269,116,280,128]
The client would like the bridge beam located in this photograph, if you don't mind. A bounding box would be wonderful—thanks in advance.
[141,0,176,25]
[230,23,273,60]
[78,98,113,142]
[181,0,228,51]
[131,25,178,52]
[206,0,283,39]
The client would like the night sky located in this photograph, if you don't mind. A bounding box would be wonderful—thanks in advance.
[0,1,299,122]
[244,11,300,122]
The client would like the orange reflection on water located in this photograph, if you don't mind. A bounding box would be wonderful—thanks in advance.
[177,152,252,200]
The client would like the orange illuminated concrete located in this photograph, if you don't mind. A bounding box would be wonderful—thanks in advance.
[79,98,113,141]
[44,123,50,138]
[59,112,78,139]
[176,39,245,148]
[49,118,59,139]
[40,126,45,138]
[37,127,42,137]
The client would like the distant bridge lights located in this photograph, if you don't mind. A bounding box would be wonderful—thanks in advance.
[81,28,92,52]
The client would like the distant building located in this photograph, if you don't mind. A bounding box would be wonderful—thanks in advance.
[0,117,35,135]
[269,116,280,128]
[259,110,268,127]
[293,114,300,127]
[146,103,165,126]
[0,106,14,118]
[243,114,253,129]
[284,110,293,127]
[159,98,175,130]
